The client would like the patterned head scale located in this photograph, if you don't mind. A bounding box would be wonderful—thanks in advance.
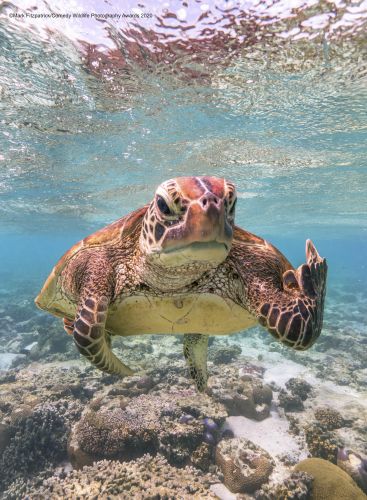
[140,176,237,266]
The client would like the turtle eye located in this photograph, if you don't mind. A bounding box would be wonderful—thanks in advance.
[156,195,172,216]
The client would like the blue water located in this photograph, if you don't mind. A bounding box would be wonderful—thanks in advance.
[1,2,367,335]
[0,2,366,350]
[1,100,366,293]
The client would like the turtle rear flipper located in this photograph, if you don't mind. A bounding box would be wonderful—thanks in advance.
[258,239,327,350]
[183,334,208,392]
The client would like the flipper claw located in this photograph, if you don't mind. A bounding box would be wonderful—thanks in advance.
[306,239,320,264]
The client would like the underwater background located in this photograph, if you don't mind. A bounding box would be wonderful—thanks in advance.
[0,0,366,498]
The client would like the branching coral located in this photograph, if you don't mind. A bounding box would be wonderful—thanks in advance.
[71,398,163,462]
[301,407,345,464]
[278,389,304,412]
[304,422,341,463]
[285,378,313,401]
[69,391,225,468]
[191,442,212,471]
[278,378,314,413]
[3,454,217,499]
[255,471,313,499]
[210,344,242,364]
[0,404,68,490]
[314,407,345,430]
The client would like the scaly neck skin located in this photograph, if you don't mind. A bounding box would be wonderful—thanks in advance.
[138,251,217,292]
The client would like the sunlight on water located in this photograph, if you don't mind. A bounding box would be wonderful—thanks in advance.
[0,0,366,236]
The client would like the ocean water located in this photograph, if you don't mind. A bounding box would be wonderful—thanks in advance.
[0,1,366,498]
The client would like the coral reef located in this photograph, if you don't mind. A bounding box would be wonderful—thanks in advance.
[0,365,97,420]
[285,378,313,401]
[0,294,78,368]
[254,471,313,499]
[210,344,242,364]
[69,390,226,468]
[1,283,366,499]
[104,373,157,398]
[276,377,313,413]
[0,422,11,455]
[314,407,346,430]
[207,365,273,421]
[174,390,228,425]
[2,454,217,499]
[294,458,367,499]
[191,442,212,471]
[0,404,68,490]
[0,370,17,384]
[287,415,302,436]
[158,412,205,466]
[69,405,159,462]
[304,422,341,463]
[252,384,273,406]
[215,437,274,494]
[278,389,304,412]
[337,448,367,494]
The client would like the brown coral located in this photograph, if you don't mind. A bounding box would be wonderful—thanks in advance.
[216,437,274,493]
[285,378,313,401]
[252,384,273,406]
[3,454,217,499]
[69,395,167,466]
[314,407,345,430]
[191,442,212,471]
[295,458,366,500]
[278,389,304,412]
[304,423,341,463]
[69,391,225,468]
[73,406,158,458]
[210,344,242,364]
[176,391,228,425]
[158,415,204,466]
[207,366,272,421]
[254,471,313,499]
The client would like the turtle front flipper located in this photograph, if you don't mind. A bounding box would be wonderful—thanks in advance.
[73,294,134,377]
[183,334,208,392]
[63,317,74,335]
[258,239,327,350]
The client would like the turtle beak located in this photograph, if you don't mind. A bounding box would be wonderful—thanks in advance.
[162,193,233,252]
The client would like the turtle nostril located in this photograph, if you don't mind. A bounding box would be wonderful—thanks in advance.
[201,195,220,208]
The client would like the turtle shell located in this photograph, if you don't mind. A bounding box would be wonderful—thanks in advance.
[35,205,148,313]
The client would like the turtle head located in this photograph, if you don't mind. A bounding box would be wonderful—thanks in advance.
[140,176,236,268]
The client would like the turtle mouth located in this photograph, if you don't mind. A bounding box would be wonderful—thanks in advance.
[152,241,230,267]
[163,241,229,254]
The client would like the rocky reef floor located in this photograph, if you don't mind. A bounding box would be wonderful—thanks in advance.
[0,280,366,498]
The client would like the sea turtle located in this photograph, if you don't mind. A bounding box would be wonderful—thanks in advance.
[35,176,327,391]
